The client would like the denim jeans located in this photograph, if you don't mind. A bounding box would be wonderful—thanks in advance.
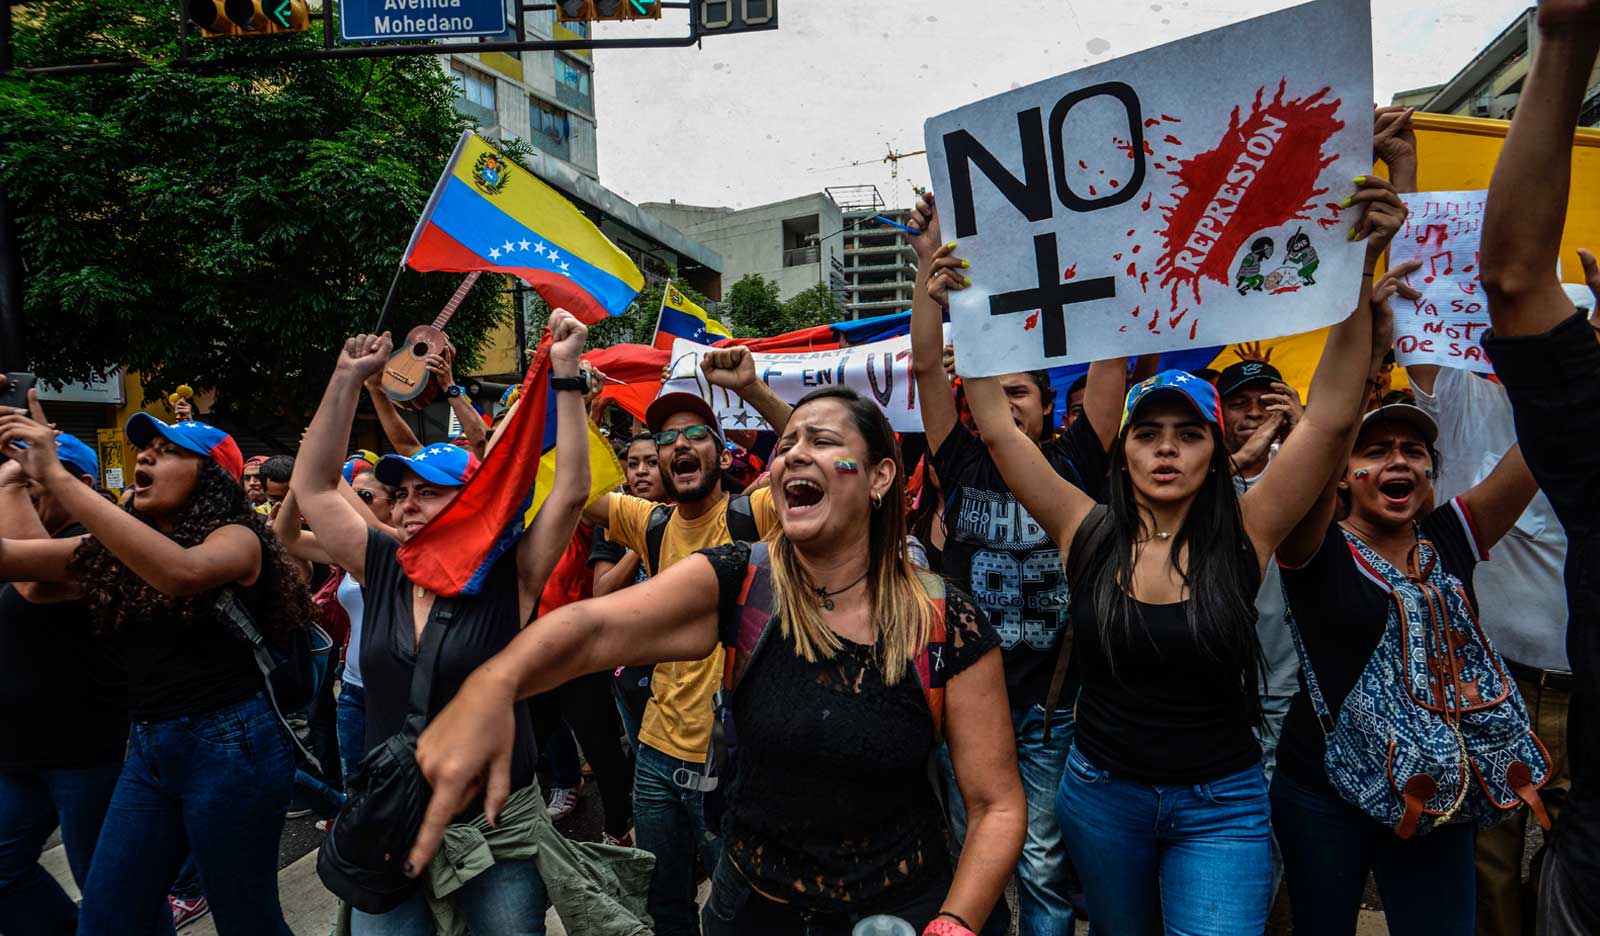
[1270,769,1475,936]
[701,854,952,936]
[350,857,548,936]
[612,682,643,754]
[0,764,122,936]
[1056,743,1272,936]
[77,694,295,936]
[634,743,721,936]
[336,681,367,785]
[940,703,1077,936]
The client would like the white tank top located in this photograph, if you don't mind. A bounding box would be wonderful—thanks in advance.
[336,574,366,688]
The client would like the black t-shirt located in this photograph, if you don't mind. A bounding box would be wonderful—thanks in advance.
[360,530,536,796]
[0,525,128,768]
[932,417,1108,710]
[122,532,270,722]
[1068,541,1263,785]
[1277,499,1485,793]
[703,541,999,915]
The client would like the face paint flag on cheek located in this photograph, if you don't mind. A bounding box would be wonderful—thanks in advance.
[834,458,861,475]
[1353,469,1370,479]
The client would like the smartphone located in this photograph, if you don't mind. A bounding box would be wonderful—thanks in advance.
[0,372,37,413]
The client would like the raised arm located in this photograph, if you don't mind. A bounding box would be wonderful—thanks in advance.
[964,373,1096,557]
[907,192,961,451]
[0,457,49,541]
[592,549,642,597]
[1082,356,1128,453]
[515,310,593,623]
[364,371,423,458]
[1373,105,1419,195]
[407,551,723,870]
[1480,5,1600,337]
[0,415,259,596]
[426,347,488,461]
[1460,444,1540,553]
[701,345,792,434]
[293,334,395,580]
[1246,179,1410,567]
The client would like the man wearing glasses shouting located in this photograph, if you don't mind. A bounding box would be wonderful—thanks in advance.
[581,345,790,936]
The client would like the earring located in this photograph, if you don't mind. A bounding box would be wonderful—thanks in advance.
[871,492,884,509]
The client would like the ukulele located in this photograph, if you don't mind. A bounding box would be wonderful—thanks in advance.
[381,271,482,410]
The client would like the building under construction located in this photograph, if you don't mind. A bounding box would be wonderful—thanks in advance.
[828,185,919,320]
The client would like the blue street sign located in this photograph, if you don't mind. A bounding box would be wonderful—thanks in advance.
[339,0,507,43]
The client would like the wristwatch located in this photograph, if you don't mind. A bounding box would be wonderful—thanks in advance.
[445,384,464,398]
[550,375,589,393]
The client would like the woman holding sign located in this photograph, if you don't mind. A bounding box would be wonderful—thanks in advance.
[938,176,1408,935]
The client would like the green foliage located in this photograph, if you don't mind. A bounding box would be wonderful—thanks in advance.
[0,0,514,422]
[721,274,843,338]
[522,275,713,353]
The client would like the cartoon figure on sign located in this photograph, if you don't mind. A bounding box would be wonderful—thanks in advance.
[1236,237,1274,295]
[1284,228,1319,285]
[1263,265,1304,294]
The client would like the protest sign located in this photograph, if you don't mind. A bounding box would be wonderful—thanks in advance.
[663,331,940,433]
[924,0,1373,378]
[1388,190,1493,373]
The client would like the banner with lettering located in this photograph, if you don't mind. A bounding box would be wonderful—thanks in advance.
[924,0,1373,378]
[1388,190,1493,373]
[664,330,942,433]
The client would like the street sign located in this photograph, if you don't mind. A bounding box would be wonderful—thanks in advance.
[338,0,507,43]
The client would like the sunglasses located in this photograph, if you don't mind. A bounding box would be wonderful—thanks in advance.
[355,489,389,505]
[653,424,714,446]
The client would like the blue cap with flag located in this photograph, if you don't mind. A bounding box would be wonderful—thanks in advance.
[55,433,99,480]
[1120,369,1223,432]
[375,444,480,488]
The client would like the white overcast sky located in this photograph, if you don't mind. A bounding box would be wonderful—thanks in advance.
[589,0,1530,210]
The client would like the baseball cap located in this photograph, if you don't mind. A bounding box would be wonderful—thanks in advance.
[1120,370,1223,432]
[125,413,244,480]
[55,433,99,480]
[645,390,724,445]
[1216,361,1284,398]
[243,455,268,473]
[342,456,374,483]
[374,444,480,488]
[1359,403,1438,446]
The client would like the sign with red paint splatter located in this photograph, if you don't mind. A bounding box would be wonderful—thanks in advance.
[1388,190,1495,373]
[923,0,1372,378]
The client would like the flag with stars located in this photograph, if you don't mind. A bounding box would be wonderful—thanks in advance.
[401,131,645,325]
[651,285,732,351]
[397,337,624,596]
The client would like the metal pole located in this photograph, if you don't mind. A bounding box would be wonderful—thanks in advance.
[369,262,407,335]
[0,4,24,372]
[513,279,528,375]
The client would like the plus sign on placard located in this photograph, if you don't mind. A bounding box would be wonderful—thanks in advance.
[988,232,1115,359]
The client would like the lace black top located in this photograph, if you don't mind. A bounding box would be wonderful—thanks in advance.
[701,542,1000,914]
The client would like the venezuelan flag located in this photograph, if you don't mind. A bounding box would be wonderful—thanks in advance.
[651,285,732,350]
[397,340,623,596]
[403,132,644,325]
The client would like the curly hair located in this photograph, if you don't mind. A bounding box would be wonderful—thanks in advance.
[71,460,313,643]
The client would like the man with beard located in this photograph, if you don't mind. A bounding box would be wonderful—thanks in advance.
[580,346,790,936]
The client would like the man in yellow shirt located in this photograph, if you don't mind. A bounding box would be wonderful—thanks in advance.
[583,346,789,936]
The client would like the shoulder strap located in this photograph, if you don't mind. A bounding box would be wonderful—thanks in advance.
[644,504,675,577]
[1042,504,1113,742]
[725,493,759,543]
[912,570,948,740]
[404,597,461,737]
[724,541,779,693]
[216,586,323,775]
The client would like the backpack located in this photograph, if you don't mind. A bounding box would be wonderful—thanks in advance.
[641,494,759,577]
[699,540,949,832]
[1284,529,1552,838]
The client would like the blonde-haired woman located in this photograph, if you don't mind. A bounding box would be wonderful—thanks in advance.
[404,386,1026,936]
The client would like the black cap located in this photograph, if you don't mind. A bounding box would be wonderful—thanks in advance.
[1216,361,1284,398]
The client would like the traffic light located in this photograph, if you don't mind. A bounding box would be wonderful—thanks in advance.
[557,0,662,22]
[187,0,310,37]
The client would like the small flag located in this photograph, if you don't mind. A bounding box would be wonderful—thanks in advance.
[398,340,623,596]
[402,131,644,325]
[651,285,732,351]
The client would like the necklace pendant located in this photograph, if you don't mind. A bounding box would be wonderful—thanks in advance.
[820,595,835,611]
[1155,531,1171,541]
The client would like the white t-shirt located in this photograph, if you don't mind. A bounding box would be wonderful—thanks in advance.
[1413,368,1569,672]
[336,573,366,688]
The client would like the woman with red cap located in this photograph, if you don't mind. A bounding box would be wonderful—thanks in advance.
[0,408,312,935]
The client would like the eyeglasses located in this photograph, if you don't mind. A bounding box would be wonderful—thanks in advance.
[653,424,714,446]
[355,489,389,505]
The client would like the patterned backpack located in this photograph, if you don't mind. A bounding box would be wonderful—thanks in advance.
[1284,529,1552,838]
[700,541,950,831]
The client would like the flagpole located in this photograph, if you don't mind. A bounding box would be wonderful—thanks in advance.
[649,285,671,349]
[370,261,407,335]
[375,130,474,335]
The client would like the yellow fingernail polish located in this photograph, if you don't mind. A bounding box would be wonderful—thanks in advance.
[946,242,957,250]
[961,260,970,268]
[1339,197,1353,208]
[1347,228,1359,241]
[963,277,972,286]
[1353,176,1367,184]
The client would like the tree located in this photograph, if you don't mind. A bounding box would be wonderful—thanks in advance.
[0,0,516,427]
[524,276,714,352]
[718,274,843,339]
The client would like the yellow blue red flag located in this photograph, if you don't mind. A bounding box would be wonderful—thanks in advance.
[652,285,732,350]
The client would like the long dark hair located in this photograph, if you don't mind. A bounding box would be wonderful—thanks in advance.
[1086,424,1264,725]
[72,460,312,642]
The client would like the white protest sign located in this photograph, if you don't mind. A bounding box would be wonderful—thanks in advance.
[925,0,1373,378]
[1388,190,1493,373]
[663,332,940,433]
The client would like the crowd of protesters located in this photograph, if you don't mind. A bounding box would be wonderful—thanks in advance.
[3,7,1600,936]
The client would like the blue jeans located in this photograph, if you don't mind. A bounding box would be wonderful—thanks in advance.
[1270,769,1475,936]
[0,765,122,936]
[336,682,367,785]
[1056,744,1272,936]
[940,704,1077,936]
[78,694,295,936]
[612,682,643,755]
[634,743,721,936]
[350,857,548,935]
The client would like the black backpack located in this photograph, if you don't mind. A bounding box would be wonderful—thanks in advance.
[640,493,760,576]
[318,597,460,914]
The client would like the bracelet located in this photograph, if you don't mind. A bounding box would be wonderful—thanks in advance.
[924,913,976,936]
[550,375,589,393]
[937,911,974,931]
